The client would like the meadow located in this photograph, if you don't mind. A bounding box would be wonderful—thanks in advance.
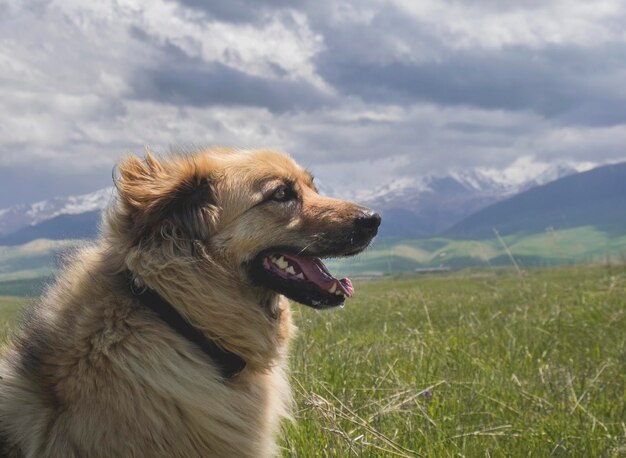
[0,266,624,457]
[282,266,625,456]
[326,226,626,274]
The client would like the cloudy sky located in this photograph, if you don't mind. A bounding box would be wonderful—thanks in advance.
[1,0,626,207]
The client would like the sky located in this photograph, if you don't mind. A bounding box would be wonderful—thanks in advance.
[1,0,626,207]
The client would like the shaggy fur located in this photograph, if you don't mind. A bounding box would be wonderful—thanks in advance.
[0,148,377,457]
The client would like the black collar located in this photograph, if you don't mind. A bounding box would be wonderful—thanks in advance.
[126,272,246,379]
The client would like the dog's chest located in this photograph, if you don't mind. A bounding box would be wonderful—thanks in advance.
[132,360,292,457]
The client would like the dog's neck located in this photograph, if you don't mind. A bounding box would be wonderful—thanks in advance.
[125,257,294,372]
[127,271,247,379]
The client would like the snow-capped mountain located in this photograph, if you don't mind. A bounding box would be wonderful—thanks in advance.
[350,163,583,237]
[446,162,626,239]
[0,188,115,237]
[351,163,581,209]
[0,162,591,243]
[518,163,592,192]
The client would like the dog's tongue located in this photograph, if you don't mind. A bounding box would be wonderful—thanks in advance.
[283,254,354,297]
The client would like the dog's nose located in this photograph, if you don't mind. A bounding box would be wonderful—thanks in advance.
[354,211,381,236]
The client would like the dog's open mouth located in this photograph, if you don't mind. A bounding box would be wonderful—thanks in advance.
[250,249,354,309]
[264,253,354,297]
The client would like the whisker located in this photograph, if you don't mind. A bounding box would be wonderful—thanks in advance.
[297,241,316,255]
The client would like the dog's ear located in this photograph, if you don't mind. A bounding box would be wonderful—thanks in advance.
[116,153,215,239]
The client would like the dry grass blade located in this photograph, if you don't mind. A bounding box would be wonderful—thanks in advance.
[449,424,515,439]
[295,377,423,458]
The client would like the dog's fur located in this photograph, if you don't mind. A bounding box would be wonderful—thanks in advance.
[0,148,378,457]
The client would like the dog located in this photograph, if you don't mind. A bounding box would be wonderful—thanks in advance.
[0,148,380,457]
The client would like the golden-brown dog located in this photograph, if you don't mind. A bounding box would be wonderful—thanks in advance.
[0,148,380,457]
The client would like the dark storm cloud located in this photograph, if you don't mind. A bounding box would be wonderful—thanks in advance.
[133,61,327,112]
[444,122,531,136]
[317,45,626,126]
[445,0,547,11]
[166,0,626,126]
[167,0,302,22]
[130,38,329,113]
[309,3,626,127]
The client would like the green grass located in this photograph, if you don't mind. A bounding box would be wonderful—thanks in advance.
[0,267,624,456]
[0,296,27,344]
[281,266,626,457]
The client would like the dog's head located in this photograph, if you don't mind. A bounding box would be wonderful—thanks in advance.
[115,149,380,309]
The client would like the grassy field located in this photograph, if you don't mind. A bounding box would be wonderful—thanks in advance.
[0,296,28,343]
[327,226,626,274]
[0,266,624,456]
[282,266,626,457]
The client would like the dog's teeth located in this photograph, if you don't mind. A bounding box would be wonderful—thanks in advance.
[335,290,344,296]
[296,273,305,280]
[328,283,337,294]
[286,266,295,275]
[276,256,288,269]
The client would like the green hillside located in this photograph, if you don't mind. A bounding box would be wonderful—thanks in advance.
[0,239,75,282]
[0,277,49,297]
[1,227,626,293]
[328,226,626,276]
[0,240,72,296]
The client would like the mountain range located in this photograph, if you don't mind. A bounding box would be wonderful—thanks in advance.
[352,164,583,238]
[0,161,616,246]
[446,162,626,239]
[1,161,626,280]
[0,188,114,237]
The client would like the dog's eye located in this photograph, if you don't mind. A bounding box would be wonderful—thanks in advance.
[270,185,295,202]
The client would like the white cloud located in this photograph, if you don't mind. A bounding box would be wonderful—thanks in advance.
[0,0,626,205]
[390,0,626,50]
